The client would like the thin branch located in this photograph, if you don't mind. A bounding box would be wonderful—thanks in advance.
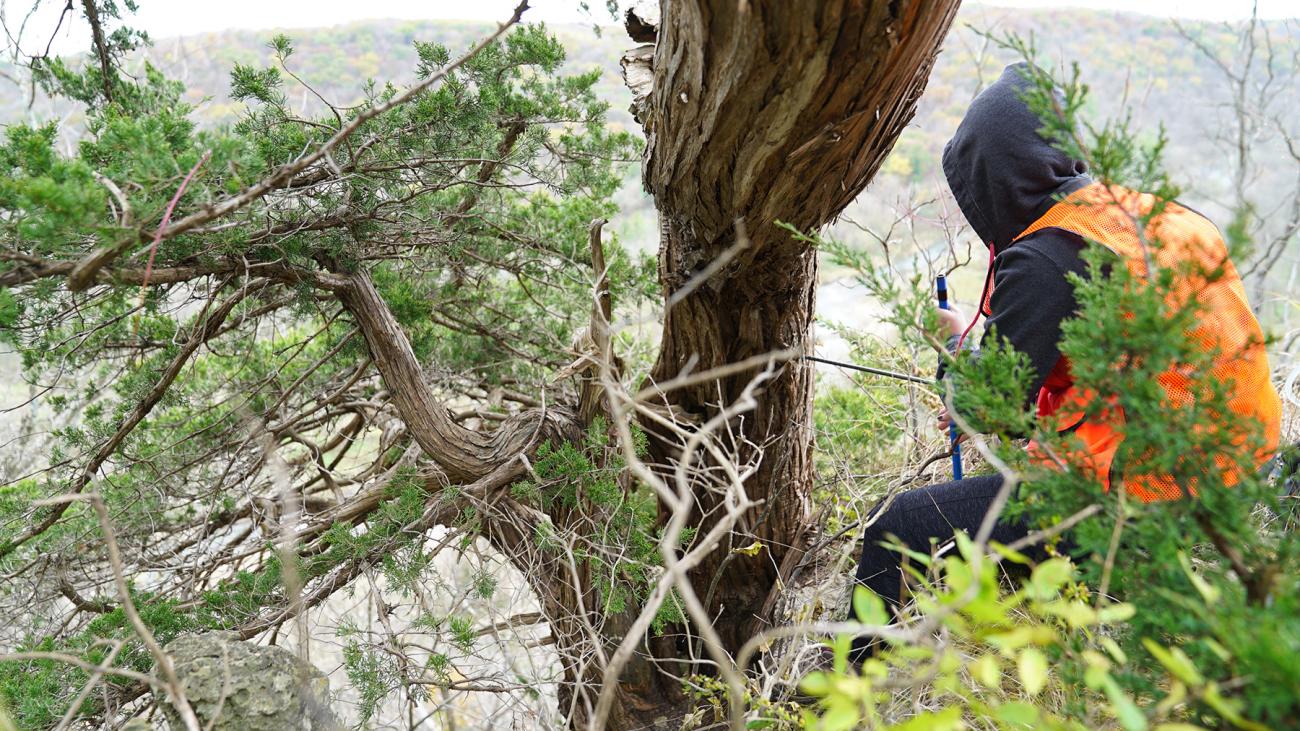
[35,494,200,731]
[79,0,114,103]
[0,280,259,560]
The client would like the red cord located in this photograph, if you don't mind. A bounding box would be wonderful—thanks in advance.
[142,150,212,289]
[132,150,211,345]
[956,243,995,352]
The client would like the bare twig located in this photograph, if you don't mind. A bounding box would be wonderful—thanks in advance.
[35,494,201,731]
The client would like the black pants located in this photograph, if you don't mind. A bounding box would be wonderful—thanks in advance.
[849,474,1034,661]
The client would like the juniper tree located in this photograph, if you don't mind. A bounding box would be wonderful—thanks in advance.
[0,1,962,728]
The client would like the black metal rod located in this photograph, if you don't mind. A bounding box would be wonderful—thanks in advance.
[802,355,931,385]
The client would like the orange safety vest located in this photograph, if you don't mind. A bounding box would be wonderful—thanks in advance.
[1000,182,1282,502]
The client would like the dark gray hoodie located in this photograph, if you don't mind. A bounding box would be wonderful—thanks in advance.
[941,62,1094,400]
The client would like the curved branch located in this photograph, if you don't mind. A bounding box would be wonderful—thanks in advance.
[335,269,575,482]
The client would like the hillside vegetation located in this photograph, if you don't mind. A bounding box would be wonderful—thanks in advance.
[4,8,1298,261]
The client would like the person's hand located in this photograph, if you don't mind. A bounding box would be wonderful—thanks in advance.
[936,406,968,444]
[937,303,968,338]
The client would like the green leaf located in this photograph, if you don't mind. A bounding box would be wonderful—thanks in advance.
[1083,663,1109,689]
[1155,682,1187,717]
[944,554,975,595]
[1201,637,1231,663]
[986,626,1055,652]
[1081,649,1112,671]
[888,706,963,731]
[1096,602,1136,623]
[1141,639,1203,687]
[1202,683,1270,731]
[971,653,1002,690]
[853,585,890,626]
[831,633,852,674]
[1177,551,1220,605]
[1101,637,1128,664]
[1044,599,1097,627]
[995,701,1040,726]
[954,530,976,562]
[798,671,830,697]
[1092,670,1148,731]
[962,593,1011,624]
[1109,688,1148,731]
[885,540,935,567]
[988,540,1032,565]
[1029,558,1073,597]
[821,699,861,731]
[1017,647,1048,696]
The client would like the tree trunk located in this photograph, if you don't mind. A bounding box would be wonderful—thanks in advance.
[618,0,961,705]
[347,2,963,726]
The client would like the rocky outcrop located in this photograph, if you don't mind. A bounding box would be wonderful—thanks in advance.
[159,633,341,730]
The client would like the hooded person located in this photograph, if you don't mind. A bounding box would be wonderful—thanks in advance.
[847,62,1281,661]
[938,61,1093,395]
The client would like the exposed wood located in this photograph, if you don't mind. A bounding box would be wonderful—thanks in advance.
[620,44,656,127]
[336,269,577,483]
[625,1,660,43]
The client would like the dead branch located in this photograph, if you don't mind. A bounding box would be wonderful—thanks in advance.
[35,493,201,731]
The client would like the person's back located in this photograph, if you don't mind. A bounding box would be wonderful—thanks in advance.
[1014,182,1281,501]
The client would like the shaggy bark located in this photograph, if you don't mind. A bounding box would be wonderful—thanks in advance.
[479,499,673,731]
[629,0,960,674]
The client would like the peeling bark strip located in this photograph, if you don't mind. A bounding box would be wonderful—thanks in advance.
[631,0,960,655]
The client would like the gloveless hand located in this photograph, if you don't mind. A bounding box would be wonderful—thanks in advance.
[937,303,968,338]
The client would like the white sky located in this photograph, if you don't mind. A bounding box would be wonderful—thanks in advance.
[5,0,1295,57]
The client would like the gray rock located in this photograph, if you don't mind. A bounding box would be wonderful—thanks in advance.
[159,633,341,731]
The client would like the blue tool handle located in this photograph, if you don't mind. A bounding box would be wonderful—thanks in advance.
[937,276,963,480]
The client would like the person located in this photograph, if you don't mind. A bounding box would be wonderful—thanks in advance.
[848,62,1283,662]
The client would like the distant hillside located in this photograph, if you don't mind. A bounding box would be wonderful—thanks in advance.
[0,20,640,133]
[3,8,1293,154]
[2,7,1296,270]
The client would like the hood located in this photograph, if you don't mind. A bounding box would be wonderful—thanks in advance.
[941,62,1091,253]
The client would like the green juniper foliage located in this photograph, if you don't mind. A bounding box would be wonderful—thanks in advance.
[511,420,688,633]
[0,13,653,728]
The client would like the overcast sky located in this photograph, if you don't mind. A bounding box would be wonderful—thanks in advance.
[6,0,1294,57]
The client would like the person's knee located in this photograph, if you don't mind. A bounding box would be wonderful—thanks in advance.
[854,504,905,587]
[861,498,920,565]
[861,498,905,544]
